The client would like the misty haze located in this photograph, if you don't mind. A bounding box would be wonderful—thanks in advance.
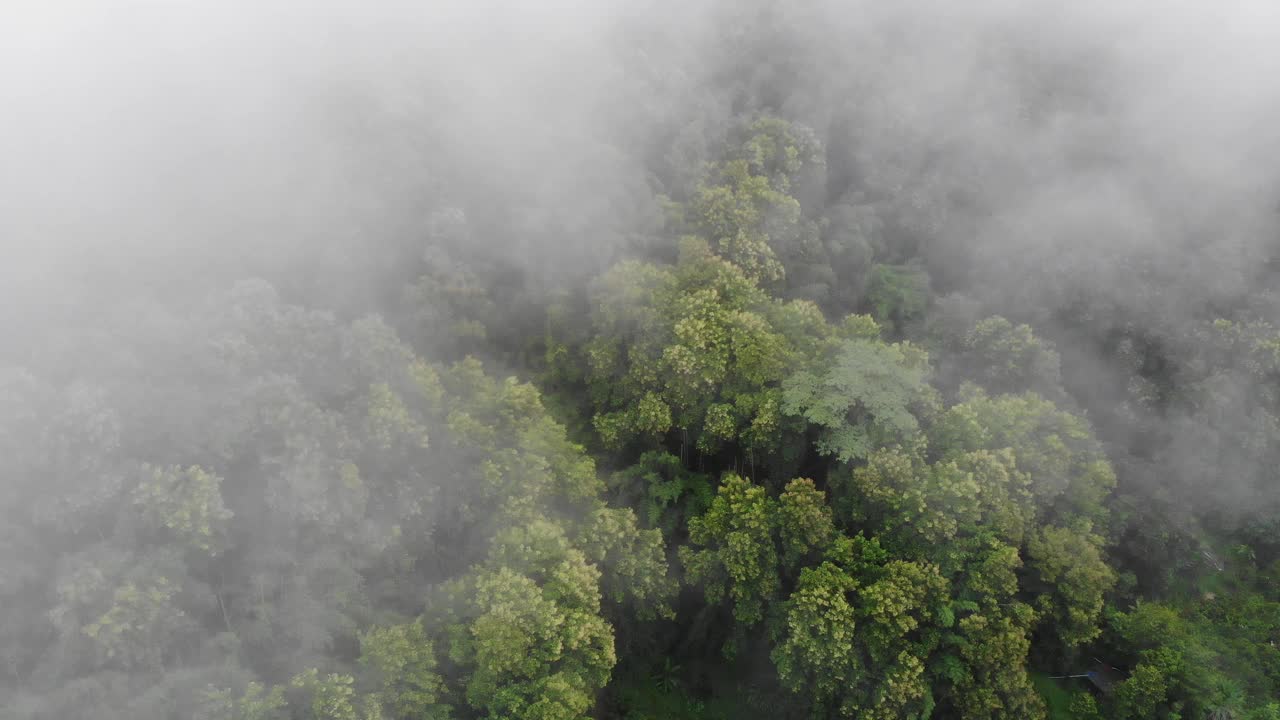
[3,1,1280,718]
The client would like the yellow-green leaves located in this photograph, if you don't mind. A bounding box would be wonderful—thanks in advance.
[82,576,187,670]
[132,464,232,553]
[689,165,788,285]
[592,392,672,448]
[859,560,948,659]
[729,116,824,191]
[358,620,448,720]
[289,669,366,720]
[197,682,288,720]
[777,478,836,567]
[929,386,1115,522]
[681,474,780,627]
[443,360,605,515]
[846,447,1032,553]
[461,564,614,720]
[950,607,1045,720]
[682,117,826,287]
[366,383,430,452]
[584,241,810,457]
[772,552,946,719]
[577,505,676,620]
[771,561,859,702]
[1026,524,1115,648]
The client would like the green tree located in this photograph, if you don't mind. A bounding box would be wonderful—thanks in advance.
[77,568,190,671]
[771,561,860,711]
[929,385,1115,525]
[946,606,1045,720]
[358,620,449,720]
[1025,524,1115,648]
[776,478,836,569]
[680,473,779,627]
[782,328,931,463]
[452,564,614,720]
[132,465,233,554]
[610,451,713,536]
[289,669,373,720]
[865,263,930,334]
[684,117,825,288]
[960,316,1063,398]
[576,505,677,620]
[582,238,820,459]
[197,682,289,720]
[771,544,946,719]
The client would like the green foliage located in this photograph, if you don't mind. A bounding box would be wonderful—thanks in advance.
[8,66,1279,720]
[767,509,1040,720]
[582,239,818,458]
[1111,663,1173,720]
[680,474,780,627]
[770,554,948,719]
[865,263,930,333]
[961,316,1063,397]
[364,382,431,452]
[197,682,288,720]
[613,451,713,535]
[771,561,859,706]
[132,465,233,554]
[1067,690,1102,720]
[685,117,825,287]
[454,563,615,720]
[358,620,449,720]
[400,240,496,360]
[0,283,680,719]
[782,332,931,462]
[949,606,1045,719]
[776,478,835,568]
[81,576,189,671]
[930,385,1115,523]
[688,166,789,285]
[1026,525,1115,648]
[1102,586,1280,720]
[727,116,825,190]
[577,505,678,620]
[289,669,370,720]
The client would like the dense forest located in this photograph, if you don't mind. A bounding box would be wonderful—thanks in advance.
[4,1,1280,719]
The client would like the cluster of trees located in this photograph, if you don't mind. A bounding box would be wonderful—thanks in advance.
[0,283,670,719]
[7,110,1278,720]
[7,3,1280,718]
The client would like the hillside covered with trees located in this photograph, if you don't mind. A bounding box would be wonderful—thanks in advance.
[4,1,1280,719]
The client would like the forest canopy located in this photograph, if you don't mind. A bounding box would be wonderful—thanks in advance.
[3,1,1280,719]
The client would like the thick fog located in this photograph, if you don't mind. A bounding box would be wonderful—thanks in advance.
[4,0,1279,320]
